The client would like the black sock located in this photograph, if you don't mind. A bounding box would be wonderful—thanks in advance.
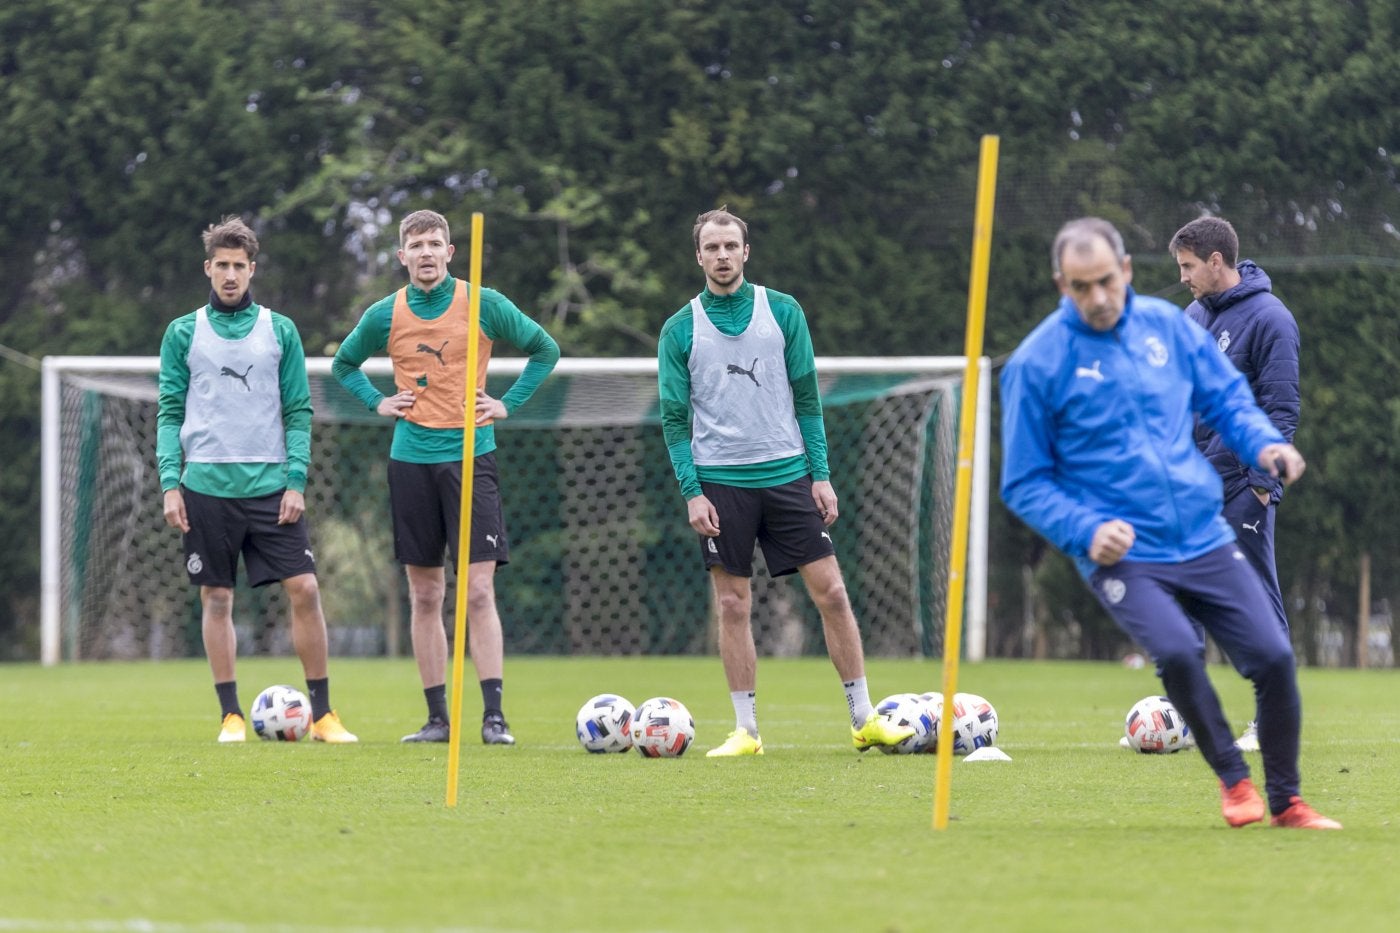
[481,678,503,718]
[215,681,241,718]
[425,684,448,723]
[306,677,330,720]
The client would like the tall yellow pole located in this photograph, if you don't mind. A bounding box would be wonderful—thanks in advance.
[933,136,999,830]
[446,212,484,807]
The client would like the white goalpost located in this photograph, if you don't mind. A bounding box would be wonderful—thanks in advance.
[40,355,989,666]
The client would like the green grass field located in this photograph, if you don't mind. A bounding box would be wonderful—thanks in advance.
[1,657,1393,932]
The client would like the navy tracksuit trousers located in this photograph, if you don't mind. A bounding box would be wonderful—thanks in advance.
[1089,542,1302,814]
[1221,484,1288,637]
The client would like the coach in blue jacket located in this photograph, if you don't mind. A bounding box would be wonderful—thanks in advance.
[1000,216,1340,830]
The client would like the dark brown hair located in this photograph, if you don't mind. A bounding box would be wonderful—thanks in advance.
[201,216,259,261]
[1169,216,1239,267]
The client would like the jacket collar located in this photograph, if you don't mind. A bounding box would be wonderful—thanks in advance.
[701,279,753,307]
[1199,260,1271,315]
[208,289,254,314]
[408,274,457,304]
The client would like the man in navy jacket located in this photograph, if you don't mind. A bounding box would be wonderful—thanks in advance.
[1001,217,1339,830]
[1171,217,1300,752]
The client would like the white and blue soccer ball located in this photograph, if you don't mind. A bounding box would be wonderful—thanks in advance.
[944,692,999,755]
[630,697,695,758]
[875,693,938,754]
[575,693,636,753]
[251,684,312,741]
[1124,695,1192,753]
[916,692,945,753]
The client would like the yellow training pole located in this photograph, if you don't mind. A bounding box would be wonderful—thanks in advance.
[446,212,485,807]
[933,135,999,830]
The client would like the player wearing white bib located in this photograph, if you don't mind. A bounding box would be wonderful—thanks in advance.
[157,216,356,744]
[657,206,914,756]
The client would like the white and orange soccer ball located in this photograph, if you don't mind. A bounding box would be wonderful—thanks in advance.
[913,691,999,755]
[949,692,1000,755]
[630,697,695,758]
[251,684,312,741]
[1124,695,1193,753]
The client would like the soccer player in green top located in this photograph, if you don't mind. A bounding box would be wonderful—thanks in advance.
[157,216,357,744]
[333,210,559,745]
[657,206,915,756]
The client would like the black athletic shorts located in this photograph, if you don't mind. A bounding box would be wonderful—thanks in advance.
[388,454,509,568]
[698,477,835,577]
[181,486,317,588]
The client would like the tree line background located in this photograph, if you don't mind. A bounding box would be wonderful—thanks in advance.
[2,0,1397,663]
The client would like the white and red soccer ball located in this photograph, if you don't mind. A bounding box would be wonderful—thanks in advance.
[914,691,998,755]
[1124,695,1193,753]
[251,684,312,741]
[630,697,695,758]
[948,692,999,754]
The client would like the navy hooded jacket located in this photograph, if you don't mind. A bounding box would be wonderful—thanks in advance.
[1000,288,1284,579]
[1183,260,1299,502]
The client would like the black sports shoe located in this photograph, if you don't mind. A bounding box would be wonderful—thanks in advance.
[401,717,450,743]
[481,713,516,746]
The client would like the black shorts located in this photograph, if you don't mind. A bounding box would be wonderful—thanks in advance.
[698,477,836,577]
[389,454,509,568]
[181,487,317,588]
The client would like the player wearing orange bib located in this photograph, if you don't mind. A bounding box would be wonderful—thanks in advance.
[333,210,559,745]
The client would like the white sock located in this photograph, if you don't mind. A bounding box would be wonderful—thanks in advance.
[843,677,873,728]
[730,690,758,736]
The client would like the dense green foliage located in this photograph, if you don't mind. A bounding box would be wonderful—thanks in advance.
[1,657,1392,931]
[3,0,1397,659]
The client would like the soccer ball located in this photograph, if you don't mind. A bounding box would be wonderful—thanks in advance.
[630,697,695,758]
[251,684,312,741]
[1124,695,1192,753]
[949,692,999,755]
[575,694,636,753]
[875,693,937,754]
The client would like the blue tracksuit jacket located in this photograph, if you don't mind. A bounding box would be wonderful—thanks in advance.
[1184,260,1300,502]
[1000,288,1285,579]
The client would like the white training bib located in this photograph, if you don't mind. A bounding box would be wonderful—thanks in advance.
[180,306,287,464]
[687,286,805,466]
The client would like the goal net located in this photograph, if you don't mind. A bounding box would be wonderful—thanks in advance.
[40,356,986,664]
